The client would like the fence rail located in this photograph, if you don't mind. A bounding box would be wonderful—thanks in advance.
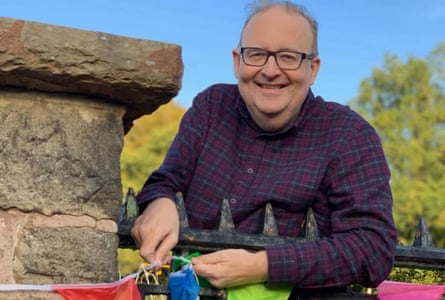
[118,189,445,299]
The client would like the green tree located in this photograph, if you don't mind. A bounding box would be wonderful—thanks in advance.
[120,100,186,193]
[349,44,445,248]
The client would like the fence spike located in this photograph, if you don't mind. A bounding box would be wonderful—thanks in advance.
[175,193,189,228]
[412,216,434,248]
[304,207,320,240]
[218,199,236,231]
[263,203,278,236]
[118,187,139,226]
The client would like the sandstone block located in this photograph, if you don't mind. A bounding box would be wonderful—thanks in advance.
[14,227,119,284]
[0,91,124,219]
[0,17,183,131]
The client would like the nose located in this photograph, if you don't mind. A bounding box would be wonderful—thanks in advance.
[261,55,281,75]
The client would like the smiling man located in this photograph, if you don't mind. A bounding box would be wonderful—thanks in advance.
[132,1,397,298]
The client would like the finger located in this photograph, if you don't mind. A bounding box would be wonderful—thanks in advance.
[193,265,225,289]
[193,261,212,277]
[192,252,225,279]
[154,229,178,262]
[130,217,144,248]
[192,250,226,264]
[136,224,165,263]
[138,238,159,264]
[161,254,173,266]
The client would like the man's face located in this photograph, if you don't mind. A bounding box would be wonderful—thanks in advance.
[233,6,320,132]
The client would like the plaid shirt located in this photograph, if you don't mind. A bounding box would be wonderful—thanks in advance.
[137,84,397,287]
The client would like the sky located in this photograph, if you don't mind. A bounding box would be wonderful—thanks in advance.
[2,1,445,108]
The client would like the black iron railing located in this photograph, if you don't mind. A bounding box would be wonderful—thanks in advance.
[118,188,445,299]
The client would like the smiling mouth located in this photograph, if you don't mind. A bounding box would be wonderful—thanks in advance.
[257,83,286,89]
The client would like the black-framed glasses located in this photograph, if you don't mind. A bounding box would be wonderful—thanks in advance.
[240,47,315,70]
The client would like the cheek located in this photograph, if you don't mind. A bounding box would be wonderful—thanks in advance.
[288,70,312,86]
[237,66,257,82]
[233,55,256,82]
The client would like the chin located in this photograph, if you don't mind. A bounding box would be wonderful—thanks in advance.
[255,101,287,115]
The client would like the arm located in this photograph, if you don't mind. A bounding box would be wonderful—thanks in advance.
[266,125,397,287]
[135,88,210,210]
[132,88,212,263]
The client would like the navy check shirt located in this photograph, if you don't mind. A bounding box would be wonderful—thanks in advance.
[137,84,397,287]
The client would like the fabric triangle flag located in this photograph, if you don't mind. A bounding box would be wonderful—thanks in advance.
[53,275,141,300]
[377,280,445,300]
[0,263,162,299]
[168,264,200,300]
[0,275,141,300]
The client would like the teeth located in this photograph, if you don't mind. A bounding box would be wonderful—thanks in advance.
[261,84,281,89]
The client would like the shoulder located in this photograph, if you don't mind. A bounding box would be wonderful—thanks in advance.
[306,95,376,134]
[300,94,383,156]
[193,83,240,105]
[189,83,241,117]
[181,84,241,129]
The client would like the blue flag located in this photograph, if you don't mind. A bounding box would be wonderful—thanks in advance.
[168,264,200,300]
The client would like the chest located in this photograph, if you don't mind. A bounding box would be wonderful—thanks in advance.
[187,126,336,235]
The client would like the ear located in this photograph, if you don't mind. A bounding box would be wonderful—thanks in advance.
[232,48,241,79]
[309,56,321,85]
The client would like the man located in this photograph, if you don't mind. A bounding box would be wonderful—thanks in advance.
[131,0,397,293]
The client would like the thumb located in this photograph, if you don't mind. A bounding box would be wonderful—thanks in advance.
[192,251,221,265]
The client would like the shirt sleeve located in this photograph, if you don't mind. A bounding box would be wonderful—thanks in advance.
[265,123,397,288]
[136,89,210,210]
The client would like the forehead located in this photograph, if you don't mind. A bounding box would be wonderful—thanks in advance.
[241,6,313,51]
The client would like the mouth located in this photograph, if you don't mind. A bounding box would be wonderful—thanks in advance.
[257,83,286,89]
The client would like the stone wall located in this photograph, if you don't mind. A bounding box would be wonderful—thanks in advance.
[0,17,183,299]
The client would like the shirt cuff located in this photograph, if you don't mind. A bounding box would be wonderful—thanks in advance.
[265,243,299,284]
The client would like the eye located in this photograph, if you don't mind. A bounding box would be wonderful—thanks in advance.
[247,50,267,58]
[278,52,300,62]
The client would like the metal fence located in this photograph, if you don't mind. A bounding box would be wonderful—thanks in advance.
[118,188,445,299]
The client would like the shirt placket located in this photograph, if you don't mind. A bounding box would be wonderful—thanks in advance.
[227,134,266,208]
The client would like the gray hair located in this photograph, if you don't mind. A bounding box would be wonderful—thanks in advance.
[238,0,319,56]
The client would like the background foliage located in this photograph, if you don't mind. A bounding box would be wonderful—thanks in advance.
[349,43,445,249]
[118,45,445,283]
[120,101,185,194]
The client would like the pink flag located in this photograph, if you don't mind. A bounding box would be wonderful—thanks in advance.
[53,276,141,300]
[377,280,445,300]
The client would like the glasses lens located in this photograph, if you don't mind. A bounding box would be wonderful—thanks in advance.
[242,48,268,66]
[277,52,302,69]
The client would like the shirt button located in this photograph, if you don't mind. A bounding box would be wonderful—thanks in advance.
[230,198,237,204]
[247,168,254,174]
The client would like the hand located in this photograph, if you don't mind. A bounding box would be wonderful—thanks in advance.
[191,249,268,288]
[130,197,179,268]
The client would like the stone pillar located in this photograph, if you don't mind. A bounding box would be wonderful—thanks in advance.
[0,17,183,299]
